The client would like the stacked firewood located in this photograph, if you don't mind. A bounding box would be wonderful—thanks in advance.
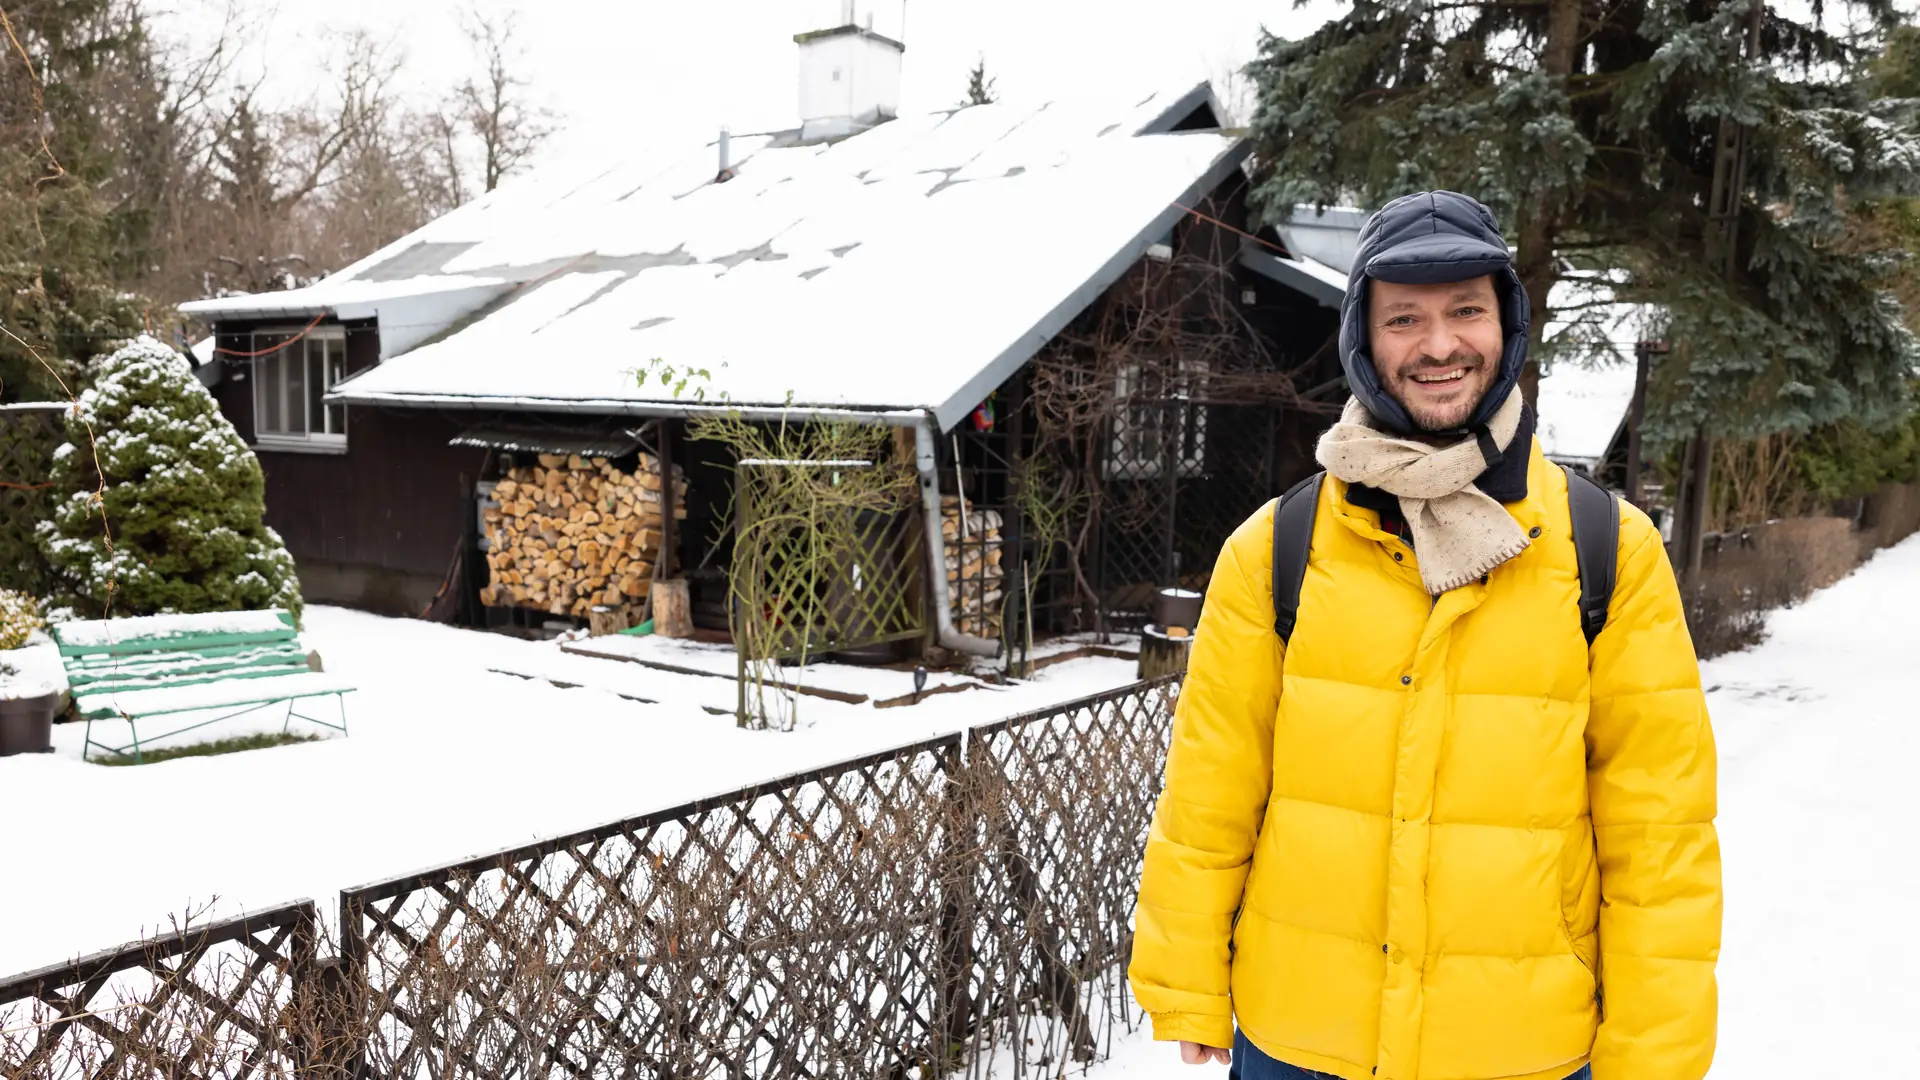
[479,453,687,620]
[943,497,1005,639]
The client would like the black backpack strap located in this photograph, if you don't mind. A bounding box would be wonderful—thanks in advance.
[1562,464,1620,646]
[1271,472,1325,644]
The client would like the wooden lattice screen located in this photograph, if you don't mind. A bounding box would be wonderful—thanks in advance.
[730,455,926,727]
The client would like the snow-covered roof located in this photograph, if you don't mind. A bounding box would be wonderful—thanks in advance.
[1240,246,1347,307]
[1536,274,1653,469]
[177,82,1243,431]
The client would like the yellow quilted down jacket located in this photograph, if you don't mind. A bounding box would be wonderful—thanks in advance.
[1129,442,1720,1080]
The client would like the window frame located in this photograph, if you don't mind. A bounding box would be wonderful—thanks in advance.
[251,325,349,453]
[1106,361,1208,481]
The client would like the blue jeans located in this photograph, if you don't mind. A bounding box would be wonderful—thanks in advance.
[1230,1031,1593,1080]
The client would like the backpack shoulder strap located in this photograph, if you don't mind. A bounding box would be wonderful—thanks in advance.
[1561,463,1620,646]
[1271,471,1325,644]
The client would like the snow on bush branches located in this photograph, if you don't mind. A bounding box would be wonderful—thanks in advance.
[33,336,303,621]
[0,590,42,651]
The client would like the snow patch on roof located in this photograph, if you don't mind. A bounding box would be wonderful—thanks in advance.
[179,274,514,320]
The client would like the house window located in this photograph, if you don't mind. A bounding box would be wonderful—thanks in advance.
[252,328,348,450]
[1107,362,1207,480]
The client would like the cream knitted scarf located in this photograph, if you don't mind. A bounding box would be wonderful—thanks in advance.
[1315,390,1530,595]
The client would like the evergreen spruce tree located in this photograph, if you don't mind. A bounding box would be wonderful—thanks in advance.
[1246,0,1920,446]
[961,56,998,107]
[36,336,303,620]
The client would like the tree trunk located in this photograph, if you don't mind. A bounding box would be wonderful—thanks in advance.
[1625,342,1651,506]
[1686,433,1714,578]
[1137,625,1193,680]
[651,578,693,639]
[1512,0,1583,413]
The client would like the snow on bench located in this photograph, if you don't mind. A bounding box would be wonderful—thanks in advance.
[72,672,355,721]
[54,610,297,657]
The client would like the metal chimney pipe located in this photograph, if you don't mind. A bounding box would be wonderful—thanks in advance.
[841,0,855,25]
[716,126,733,183]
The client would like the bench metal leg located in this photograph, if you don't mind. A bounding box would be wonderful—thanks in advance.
[285,692,350,737]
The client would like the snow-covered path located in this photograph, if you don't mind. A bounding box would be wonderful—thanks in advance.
[0,608,1136,976]
[1088,534,1920,1078]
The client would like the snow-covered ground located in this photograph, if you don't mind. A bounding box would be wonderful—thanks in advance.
[1084,533,1920,1078]
[7,534,1916,1077]
[0,607,1137,976]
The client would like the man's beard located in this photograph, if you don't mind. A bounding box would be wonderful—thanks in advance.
[1399,351,1490,434]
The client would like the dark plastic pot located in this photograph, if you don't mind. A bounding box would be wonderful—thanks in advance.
[0,690,57,757]
[1154,587,1204,634]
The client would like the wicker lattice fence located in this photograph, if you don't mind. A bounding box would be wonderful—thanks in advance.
[0,403,65,596]
[944,678,1178,1074]
[0,901,317,1079]
[0,678,1179,1079]
[336,677,1178,1079]
[730,455,926,728]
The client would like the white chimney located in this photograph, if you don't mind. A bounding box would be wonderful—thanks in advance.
[794,2,904,143]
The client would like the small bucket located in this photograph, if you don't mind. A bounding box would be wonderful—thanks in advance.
[1154,587,1204,633]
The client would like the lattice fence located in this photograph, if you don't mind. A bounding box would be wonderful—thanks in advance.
[0,403,65,595]
[337,677,1178,1079]
[944,679,1179,1075]
[1090,399,1276,627]
[0,679,1180,1080]
[0,901,317,1080]
[341,737,960,1079]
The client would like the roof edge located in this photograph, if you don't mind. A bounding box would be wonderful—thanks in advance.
[926,134,1254,432]
[1239,247,1346,309]
[324,387,931,427]
[1136,81,1222,135]
[793,24,905,52]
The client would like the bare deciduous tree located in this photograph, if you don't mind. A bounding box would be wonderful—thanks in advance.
[451,7,552,195]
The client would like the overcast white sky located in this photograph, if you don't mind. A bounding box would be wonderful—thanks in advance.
[152,0,1347,171]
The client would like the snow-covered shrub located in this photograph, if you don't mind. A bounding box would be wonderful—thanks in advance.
[0,589,42,650]
[34,336,303,622]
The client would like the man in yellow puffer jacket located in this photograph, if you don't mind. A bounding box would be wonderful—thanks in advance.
[1128,191,1720,1080]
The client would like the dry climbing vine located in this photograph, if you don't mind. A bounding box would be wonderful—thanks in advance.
[1024,234,1316,636]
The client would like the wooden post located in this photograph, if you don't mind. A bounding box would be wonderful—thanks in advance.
[588,604,626,637]
[652,578,693,639]
[1686,432,1714,578]
[1137,625,1193,680]
[658,420,678,580]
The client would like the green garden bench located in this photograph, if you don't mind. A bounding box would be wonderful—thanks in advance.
[52,610,352,763]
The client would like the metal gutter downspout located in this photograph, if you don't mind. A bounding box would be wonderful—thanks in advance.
[916,413,1000,658]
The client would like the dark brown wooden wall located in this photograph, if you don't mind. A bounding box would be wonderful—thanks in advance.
[209,318,481,582]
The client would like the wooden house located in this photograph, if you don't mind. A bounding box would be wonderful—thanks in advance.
[180,17,1358,654]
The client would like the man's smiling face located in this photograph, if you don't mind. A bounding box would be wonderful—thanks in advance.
[1367,275,1504,433]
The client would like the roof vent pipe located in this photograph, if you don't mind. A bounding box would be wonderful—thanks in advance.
[715,126,735,183]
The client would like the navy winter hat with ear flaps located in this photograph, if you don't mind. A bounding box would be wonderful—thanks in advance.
[1335,190,1531,437]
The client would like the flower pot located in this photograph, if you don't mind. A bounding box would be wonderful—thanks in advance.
[0,690,57,756]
